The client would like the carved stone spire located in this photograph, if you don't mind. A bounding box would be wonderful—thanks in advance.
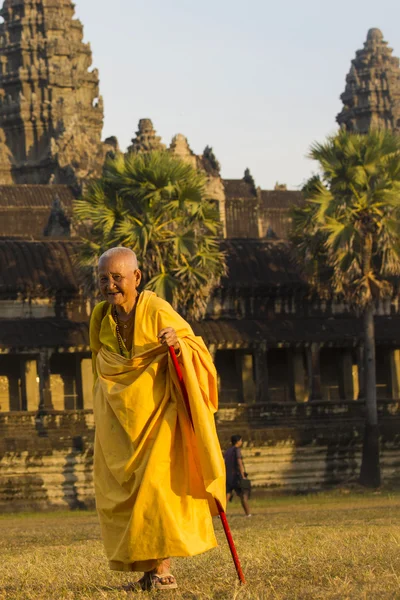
[168,133,225,206]
[0,0,105,186]
[243,168,256,193]
[128,119,166,153]
[337,28,400,133]
[169,134,197,168]
[202,146,221,176]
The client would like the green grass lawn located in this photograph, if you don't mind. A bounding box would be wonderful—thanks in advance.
[0,490,399,599]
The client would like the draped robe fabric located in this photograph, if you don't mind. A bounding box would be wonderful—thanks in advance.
[90,290,226,572]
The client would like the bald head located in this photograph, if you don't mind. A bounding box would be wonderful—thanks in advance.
[99,247,138,270]
[98,247,142,311]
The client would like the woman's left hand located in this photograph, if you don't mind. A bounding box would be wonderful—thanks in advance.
[158,327,180,352]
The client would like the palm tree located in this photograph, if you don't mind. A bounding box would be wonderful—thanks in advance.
[291,129,400,487]
[73,150,226,320]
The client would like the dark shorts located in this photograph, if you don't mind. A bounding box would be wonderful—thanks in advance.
[226,479,248,496]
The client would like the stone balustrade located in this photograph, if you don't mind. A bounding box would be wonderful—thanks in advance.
[0,402,399,511]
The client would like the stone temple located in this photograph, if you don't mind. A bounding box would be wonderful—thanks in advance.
[0,8,399,509]
[337,28,400,133]
[0,0,107,187]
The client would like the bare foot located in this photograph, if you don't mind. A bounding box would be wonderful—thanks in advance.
[154,557,171,577]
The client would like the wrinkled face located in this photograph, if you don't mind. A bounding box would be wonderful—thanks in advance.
[98,254,141,309]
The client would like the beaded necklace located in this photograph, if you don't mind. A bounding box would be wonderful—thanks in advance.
[112,294,139,355]
[112,307,125,355]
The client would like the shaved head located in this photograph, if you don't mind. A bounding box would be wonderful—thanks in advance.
[98,247,142,312]
[99,247,138,270]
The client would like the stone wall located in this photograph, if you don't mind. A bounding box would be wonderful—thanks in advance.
[0,402,399,512]
[0,411,95,512]
[217,402,400,490]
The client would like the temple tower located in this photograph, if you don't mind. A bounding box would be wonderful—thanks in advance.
[169,133,197,168]
[337,28,400,133]
[128,119,166,153]
[0,0,105,185]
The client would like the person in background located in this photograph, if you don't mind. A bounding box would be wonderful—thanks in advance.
[224,434,252,517]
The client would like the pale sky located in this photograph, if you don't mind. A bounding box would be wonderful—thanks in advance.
[73,0,400,190]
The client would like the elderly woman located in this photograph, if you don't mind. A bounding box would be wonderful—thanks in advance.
[89,246,225,591]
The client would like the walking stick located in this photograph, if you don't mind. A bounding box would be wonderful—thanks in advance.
[168,346,246,585]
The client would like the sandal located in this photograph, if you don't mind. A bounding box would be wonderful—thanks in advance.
[123,571,178,592]
[149,573,178,590]
[122,574,149,592]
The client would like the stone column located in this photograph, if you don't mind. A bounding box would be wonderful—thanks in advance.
[18,359,27,411]
[291,349,308,403]
[77,357,94,410]
[356,346,365,400]
[6,357,21,410]
[307,343,322,400]
[74,356,84,410]
[339,350,358,400]
[208,344,217,362]
[389,349,400,400]
[8,373,21,411]
[0,375,10,412]
[20,358,40,411]
[254,346,268,403]
[241,352,256,403]
[352,362,359,400]
[37,351,53,410]
[63,372,77,410]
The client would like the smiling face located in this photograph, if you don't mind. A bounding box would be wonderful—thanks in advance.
[98,250,142,312]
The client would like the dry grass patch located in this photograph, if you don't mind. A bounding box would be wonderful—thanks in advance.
[0,491,399,599]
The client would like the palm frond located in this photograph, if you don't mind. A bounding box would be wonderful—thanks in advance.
[291,128,400,308]
[73,149,227,318]
[145,272,179,306]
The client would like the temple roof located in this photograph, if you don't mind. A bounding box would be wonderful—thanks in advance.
[193,317,360,347]
[0,181,302,241]
[0,237,399,350]
[0,318,88,351]
[220,239,305,289]
[1,314,400,351]
[223,186,303,239]
[224,179,257,199]
[0,185,75,208]
[194,315,400,348]
[0,240,81,296]
[259,190,303,209]
[0,185,76,238]
[0,238,303,298]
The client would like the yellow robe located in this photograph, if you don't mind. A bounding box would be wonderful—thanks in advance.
[90,290,226,572]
